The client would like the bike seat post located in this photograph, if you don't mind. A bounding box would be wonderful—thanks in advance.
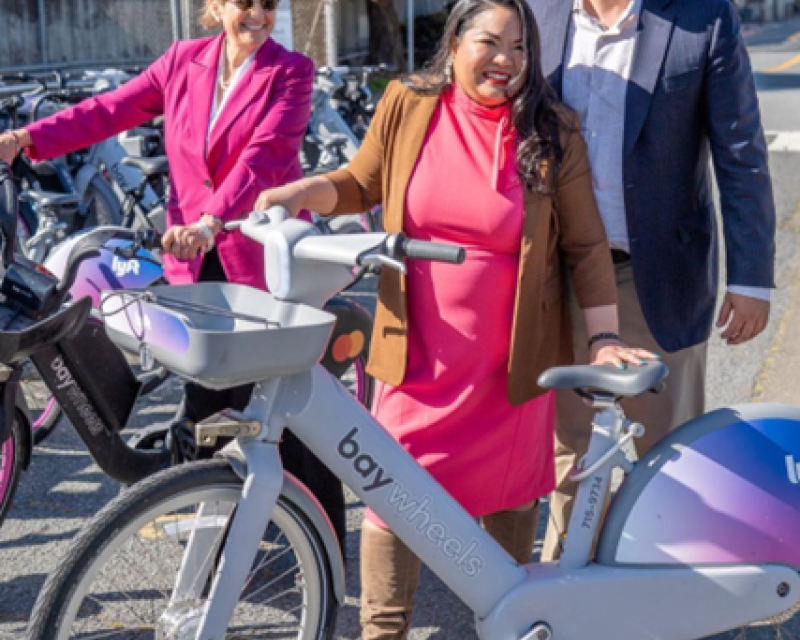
[560,400,628,570]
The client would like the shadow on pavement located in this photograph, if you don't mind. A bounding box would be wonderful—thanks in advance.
[0,529,80,551]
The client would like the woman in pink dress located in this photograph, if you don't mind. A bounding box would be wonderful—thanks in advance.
[256,0,655,636]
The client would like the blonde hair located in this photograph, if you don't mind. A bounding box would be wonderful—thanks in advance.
[199,0,223,30]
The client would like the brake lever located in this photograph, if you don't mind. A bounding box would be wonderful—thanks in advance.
[359,253,406,275]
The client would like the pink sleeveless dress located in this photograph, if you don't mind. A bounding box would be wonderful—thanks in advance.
[367,86,556,525]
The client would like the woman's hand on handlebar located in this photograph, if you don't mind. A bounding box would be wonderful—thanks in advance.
[254,184,306,218]
[254,176,338,218]
[0,129,30,164]
[161,224,210,260]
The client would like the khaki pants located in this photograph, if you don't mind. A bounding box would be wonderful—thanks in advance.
[541,262,708,561]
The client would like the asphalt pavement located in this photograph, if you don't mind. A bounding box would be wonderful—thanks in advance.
[3,17,800,640]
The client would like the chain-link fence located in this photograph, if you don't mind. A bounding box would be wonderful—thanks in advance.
[0,0,209,73]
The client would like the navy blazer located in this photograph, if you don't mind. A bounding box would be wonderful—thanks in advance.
[531,0,776,352]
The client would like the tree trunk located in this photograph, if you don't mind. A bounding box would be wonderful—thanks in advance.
[366,0,407,71]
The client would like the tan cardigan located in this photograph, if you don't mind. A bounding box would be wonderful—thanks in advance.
[327,81,617,406]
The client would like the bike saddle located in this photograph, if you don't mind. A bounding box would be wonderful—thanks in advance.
[0,296,91,364]
[121,155,170,177]
[538,360,668,397]
[19,189,80,208]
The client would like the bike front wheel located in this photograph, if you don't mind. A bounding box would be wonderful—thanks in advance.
[27,460,338,640]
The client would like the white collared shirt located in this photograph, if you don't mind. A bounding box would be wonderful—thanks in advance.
[208,45,256,143]
[563,0,641,254]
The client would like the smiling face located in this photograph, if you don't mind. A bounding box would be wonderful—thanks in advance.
[451,4,524,107]
[211,0,276,57]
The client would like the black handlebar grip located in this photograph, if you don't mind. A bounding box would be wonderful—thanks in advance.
[141,229,163,252]
[398,238,466,264]
[0,162,17,268]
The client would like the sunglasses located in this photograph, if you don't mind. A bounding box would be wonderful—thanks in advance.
[229,0,278,12]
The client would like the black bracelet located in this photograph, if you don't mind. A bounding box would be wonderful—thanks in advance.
[588,332,621,349]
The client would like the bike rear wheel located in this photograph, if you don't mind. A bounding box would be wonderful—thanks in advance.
[83,174,122,228]
[0,412,27,528]
[27,460,338,640]
[345,352,373,410]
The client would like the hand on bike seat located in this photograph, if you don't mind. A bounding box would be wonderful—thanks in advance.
[537,359,668,398]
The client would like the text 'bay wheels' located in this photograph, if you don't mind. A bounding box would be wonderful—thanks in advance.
[0,413,28,528]
[26,460,338,640]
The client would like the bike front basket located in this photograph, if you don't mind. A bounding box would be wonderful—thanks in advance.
[100,283,336,389]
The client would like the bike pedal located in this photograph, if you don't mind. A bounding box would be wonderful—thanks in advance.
[194,409,261,447]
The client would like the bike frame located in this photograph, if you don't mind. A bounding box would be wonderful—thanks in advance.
[146,218,800,640]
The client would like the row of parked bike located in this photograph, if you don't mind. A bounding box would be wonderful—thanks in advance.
[0,62,390,528]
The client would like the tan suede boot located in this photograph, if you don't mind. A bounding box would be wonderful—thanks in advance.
[482,502,540,564]
[360,520,422,640]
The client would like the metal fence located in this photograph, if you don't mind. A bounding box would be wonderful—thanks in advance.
[0,0,207,74]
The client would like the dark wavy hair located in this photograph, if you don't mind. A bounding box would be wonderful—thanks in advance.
[402,0,565,193]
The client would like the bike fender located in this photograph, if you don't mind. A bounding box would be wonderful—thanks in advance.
[14,405,32,470]
[75,163,100,196]
[0,384,32,470]
[223,450,346,603]
[597,402,800,568]
[321,297,373,379]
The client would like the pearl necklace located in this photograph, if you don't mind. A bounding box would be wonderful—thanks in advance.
[220,56,245,92]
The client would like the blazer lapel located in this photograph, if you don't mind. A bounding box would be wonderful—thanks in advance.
[207,38,279,160]
[188,34,223,160]
[624,0,676,156]
[387,93,439,233]
[536,0,573,97]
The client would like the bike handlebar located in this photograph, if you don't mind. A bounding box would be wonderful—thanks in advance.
[395,237,465,265]
[30,88,95,121]
[227,207,465,271]
[56,227,162,298]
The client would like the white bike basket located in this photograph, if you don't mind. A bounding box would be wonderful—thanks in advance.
[100,282,336,389]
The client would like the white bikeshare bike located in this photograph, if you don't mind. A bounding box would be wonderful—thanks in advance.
[26,208,800,639]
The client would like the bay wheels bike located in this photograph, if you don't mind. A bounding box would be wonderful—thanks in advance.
[27,208,800,640]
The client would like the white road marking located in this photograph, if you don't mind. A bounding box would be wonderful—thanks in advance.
[767,131,800,152]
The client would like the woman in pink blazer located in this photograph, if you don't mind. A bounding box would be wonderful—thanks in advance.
[1,0,312,292]
[0,0,347,546]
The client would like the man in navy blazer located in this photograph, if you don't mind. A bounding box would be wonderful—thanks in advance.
[531,0,777,560]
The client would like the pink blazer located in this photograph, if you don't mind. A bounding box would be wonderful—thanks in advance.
[25,35,314,290]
